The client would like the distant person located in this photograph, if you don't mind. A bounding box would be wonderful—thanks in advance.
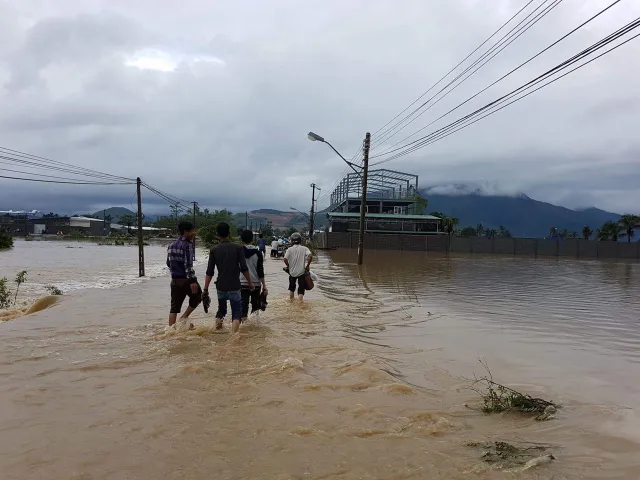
[257,233,267,258]
[239,230,267,321]
[203,222,253,333]
[284,232,312,301]
[270,238,279,258]
[166,221,201,328]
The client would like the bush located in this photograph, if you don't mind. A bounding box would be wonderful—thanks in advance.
[0,278,10,309]
[45,285,63,296]
[0,230,13,250]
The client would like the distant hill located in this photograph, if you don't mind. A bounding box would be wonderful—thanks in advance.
[421,187,620,238]
[92,207,135,221]
[232,210,309,229]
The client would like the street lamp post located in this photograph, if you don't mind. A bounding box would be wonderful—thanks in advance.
[307,131,370,265]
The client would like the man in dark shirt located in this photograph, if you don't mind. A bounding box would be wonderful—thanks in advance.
[167,221,201,327]
[257,233,266,259]
[204,222,253,333]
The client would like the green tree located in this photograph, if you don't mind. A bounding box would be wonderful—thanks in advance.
[411,192,428,214]
[460,226,477,237]
[443,216,459,235]
[497,225,512,238]
[429,211,445,219]
[476,224,486,236]
[598,220,623,241]
[0,230,13,250]
[120,215,136,234]
[582,225,593,240]
[619,214,640,243]
[13,270,27,306]
[485,228,498,238]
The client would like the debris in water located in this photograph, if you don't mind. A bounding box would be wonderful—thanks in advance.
[466,441,555,470]
[108,331,120,337]
[467,358,558,415]
[522,454,555,471]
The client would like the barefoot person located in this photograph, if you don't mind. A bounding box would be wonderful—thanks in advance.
[203,222,253,333]
[167,221,201,327]
[284,232,312,301]
[240,229,267,321]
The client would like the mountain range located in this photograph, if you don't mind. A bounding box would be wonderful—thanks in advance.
[420,190,619,237]
[94,188,624,238]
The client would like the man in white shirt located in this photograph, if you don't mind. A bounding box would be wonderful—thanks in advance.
[283,232,312,301]
[270,238,279,258]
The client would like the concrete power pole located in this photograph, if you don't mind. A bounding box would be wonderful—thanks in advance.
[192,201,198,258]
[136,177,145,277]
[357,133,371,266]
[309,183,320,240]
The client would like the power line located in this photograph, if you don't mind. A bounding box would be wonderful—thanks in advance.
[0,154,132,182]
[370,0,564,151]
[371,18,640,166]
[0,174,133,185]
[0,166,134,184]
[0,146,134,182]
[370,0,544,147]
[370,0,627,161]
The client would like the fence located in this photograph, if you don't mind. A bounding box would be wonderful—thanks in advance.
[317,232,640,260]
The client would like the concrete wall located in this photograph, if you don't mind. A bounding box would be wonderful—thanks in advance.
[324,232,640,259]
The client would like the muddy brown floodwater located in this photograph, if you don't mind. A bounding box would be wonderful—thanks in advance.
[1,243,639,479]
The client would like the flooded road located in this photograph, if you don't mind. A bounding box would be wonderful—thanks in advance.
[1,243,639,479]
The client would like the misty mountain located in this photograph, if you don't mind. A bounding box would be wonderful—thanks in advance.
[421,189,620,237]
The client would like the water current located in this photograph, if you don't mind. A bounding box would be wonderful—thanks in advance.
[1,241,639,479]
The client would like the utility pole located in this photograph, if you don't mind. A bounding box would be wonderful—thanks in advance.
[309,183,320,240]
[103,209,106,236]
[136,177,145,277]
[245,211,248,230]
[192,201,198,259]
[357,133,371,266]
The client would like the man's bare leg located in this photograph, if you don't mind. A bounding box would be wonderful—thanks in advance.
[231,319,241,333]
[289,291,295,301]
[298,294,304,301]
[180,306,196,329]
[169,313,178,326]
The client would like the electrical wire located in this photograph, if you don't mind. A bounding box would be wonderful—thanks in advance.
[0,146,134,182]
[370,0,545,148]
[370,0,622,159]
[370,0,564,151]
[0,174,133,185]
[371,19,640,166]
[0,166,134,184]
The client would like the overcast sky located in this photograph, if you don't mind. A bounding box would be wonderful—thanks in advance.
[0,0,639,215]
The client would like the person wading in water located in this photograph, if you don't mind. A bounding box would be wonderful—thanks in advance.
[257,233,267,259]
[203,222,253,333]
[167,221,201,328]
[283,232,312,301]
[239,229,267,321]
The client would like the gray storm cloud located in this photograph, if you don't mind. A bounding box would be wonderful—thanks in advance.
[0,0,639,215]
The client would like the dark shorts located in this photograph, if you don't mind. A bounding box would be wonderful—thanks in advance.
[241,287,261,318]
[215,290,242,320]
[170,278,202,314]
[288,275,306,295]
[259,247,266,257]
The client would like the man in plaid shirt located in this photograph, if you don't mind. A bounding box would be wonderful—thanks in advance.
[167,221,201,327]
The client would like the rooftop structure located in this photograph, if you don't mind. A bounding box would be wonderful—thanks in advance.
[329,169,419,207]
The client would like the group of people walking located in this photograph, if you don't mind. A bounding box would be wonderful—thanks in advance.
[166,221,312,333]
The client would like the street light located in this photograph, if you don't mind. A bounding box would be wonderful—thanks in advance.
[307,131,362,177]
[307,131,371,265]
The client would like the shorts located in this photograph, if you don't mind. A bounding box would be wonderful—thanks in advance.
[241,287,261,318]
[259,247,266,257]
[170,278,202,313]
[215,290,242,320]
[288,275,306,295]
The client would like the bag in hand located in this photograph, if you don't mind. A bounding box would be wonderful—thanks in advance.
[304,271,314,291]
